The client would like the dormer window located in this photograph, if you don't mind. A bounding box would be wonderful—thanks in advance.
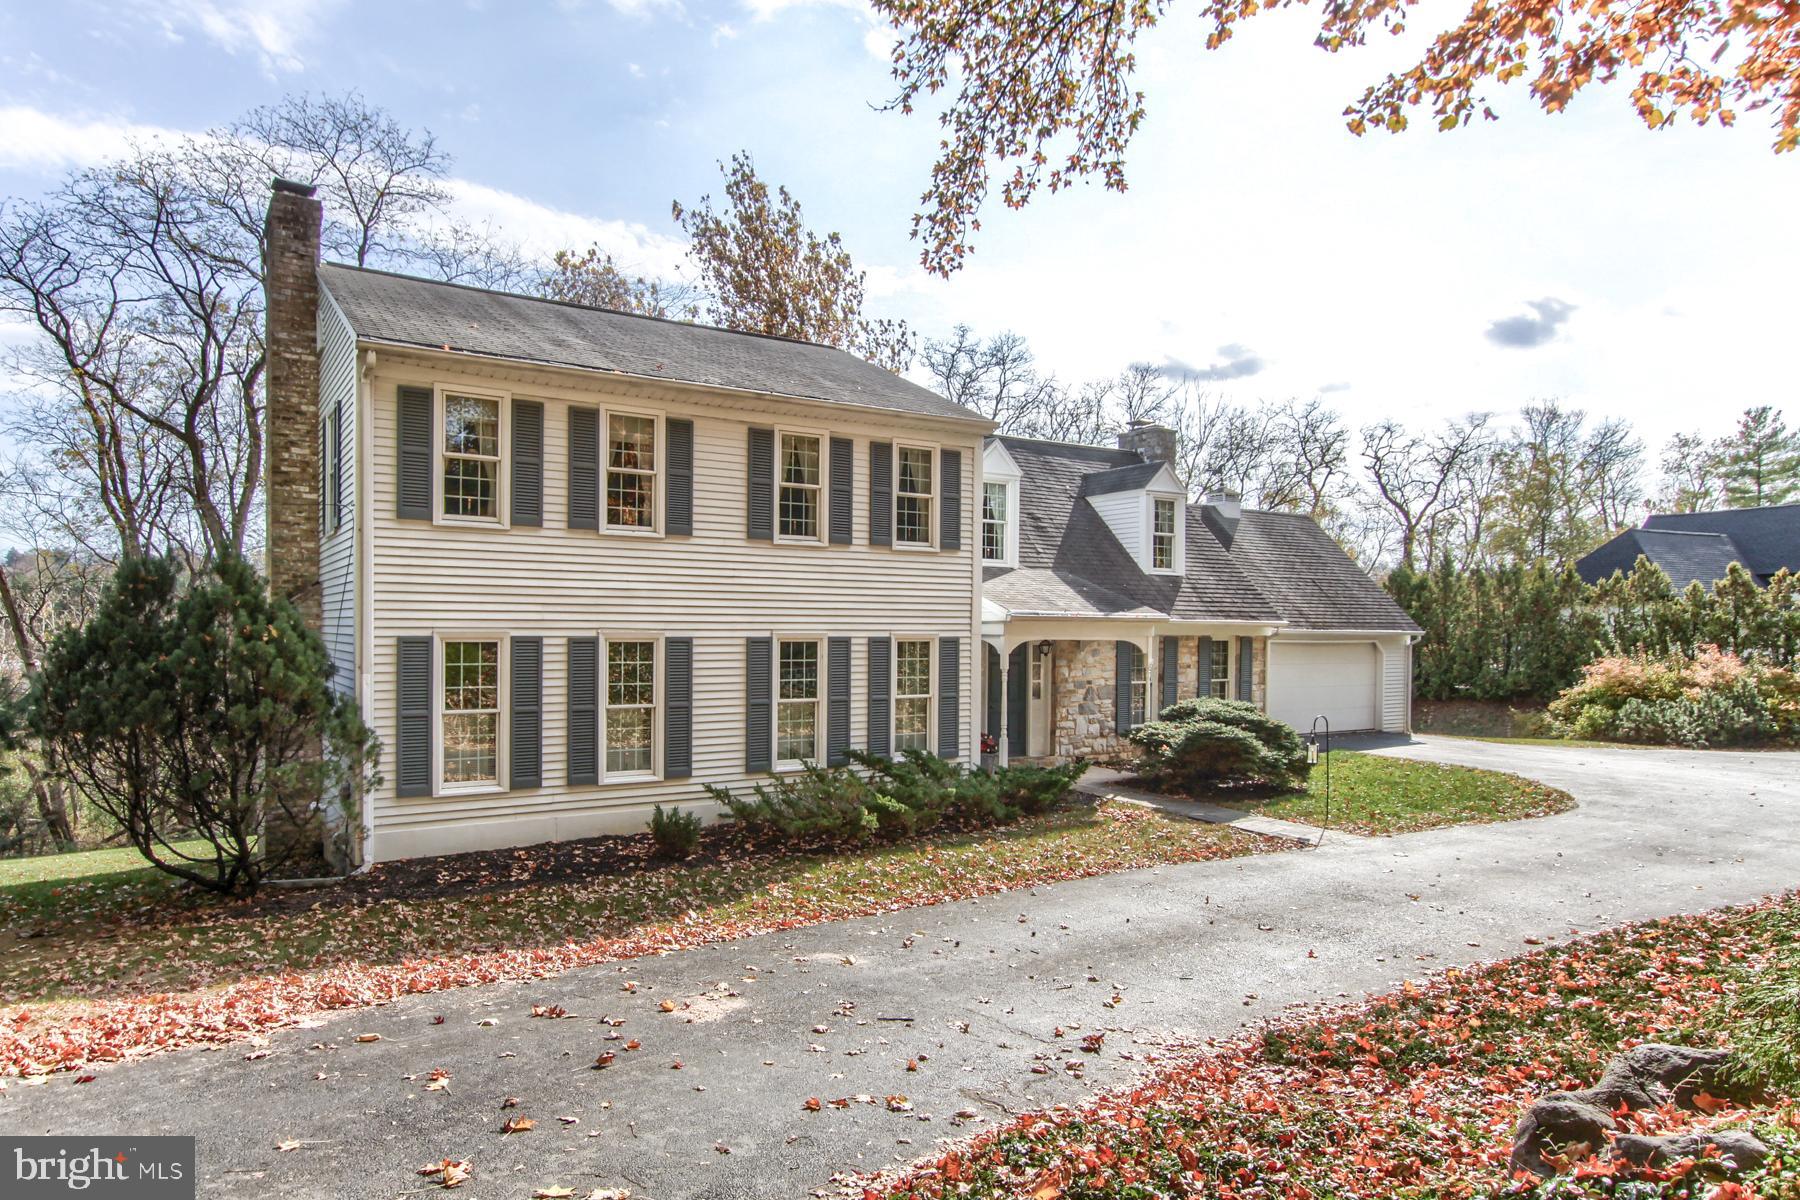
[982,482,1009,561]
[980,438,1023,567]
[1152,497,1177,570]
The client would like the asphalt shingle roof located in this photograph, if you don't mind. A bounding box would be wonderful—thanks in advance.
[989,436,1419,631]
[319,263,987,425]
[1079,462,1166,497]
[1640,504,1800,581]
[1576,527,1751,588]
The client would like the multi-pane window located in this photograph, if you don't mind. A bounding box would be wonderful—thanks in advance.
[981,482,1008,561]
[442,640,499,785]
[606,413,656,529]
[896,446,933,546]
[444,395,501,520]
[1125,644,1147,730]
[606,640,656,774]
[1209,640,1232,699]
[776,640,820,762]
[778,433,822,540]
[1152,497,1177,570]
[894,639,932,753]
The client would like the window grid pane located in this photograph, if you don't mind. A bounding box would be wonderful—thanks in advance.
[1210,642,1231,698]
[1152,499,1176,569]
[894,698,930,752]
[897,446,933,545]
[444,457,498,519]
[981,483,1007,561]
[605,640,655,774]
[894,638,932,753]
[606,414,657,529]
[445,397,499,457]
[779,484,819,539]
[777,640,819,761]
[442,640,499,785]
[1128,645,1147,726]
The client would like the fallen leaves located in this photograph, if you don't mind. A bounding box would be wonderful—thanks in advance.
[416,1159,472,1189]
[499,1115,535,1135]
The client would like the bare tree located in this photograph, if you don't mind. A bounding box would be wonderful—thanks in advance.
[1578,415,1646,534]
[538,244,698,318]
[922,325,1058,432]
[412,220,538,291]
[1655,431,1726,513]
[1361,414,1494,570]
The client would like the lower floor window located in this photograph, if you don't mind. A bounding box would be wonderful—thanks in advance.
[1209,640,1232,698]
[894,638,932,753]
[443,639,500,785]
[606,639,656,774]
[1126,644,1147,729]
[777,640,820,762]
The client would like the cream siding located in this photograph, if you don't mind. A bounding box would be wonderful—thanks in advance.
[317,293,358,700]
[1380,635,1412,733]
[364,353,982,861]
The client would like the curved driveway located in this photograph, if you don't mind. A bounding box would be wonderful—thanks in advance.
[3,738,1796,1199]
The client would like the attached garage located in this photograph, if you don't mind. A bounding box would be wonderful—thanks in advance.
[1266,639,1391,734]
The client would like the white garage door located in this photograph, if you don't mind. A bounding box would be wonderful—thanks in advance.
[1266,641,1379,733]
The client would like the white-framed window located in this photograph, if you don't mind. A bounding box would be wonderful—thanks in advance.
[605,411,658,532]
[440,390,505,523]
[1209,640,1232,699]
[1125,644,1147,730]
[981,481,1008,562]
[776,639,821,764]
[1152,497,1177,570]
[440,637,503,790]
[894,638,933,754]
[895,444,934,547]
[777,431,824,541]
[605,637,658,776]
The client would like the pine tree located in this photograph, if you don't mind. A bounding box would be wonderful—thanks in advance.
[1717,406,1800,508]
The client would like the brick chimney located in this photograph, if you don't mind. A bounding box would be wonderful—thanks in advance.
[264,179,323,630]
[1117,420,1178,467]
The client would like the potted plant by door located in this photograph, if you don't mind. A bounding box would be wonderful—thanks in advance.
[979,732,999,772]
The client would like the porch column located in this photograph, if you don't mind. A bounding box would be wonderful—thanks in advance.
[997,652,1010,768]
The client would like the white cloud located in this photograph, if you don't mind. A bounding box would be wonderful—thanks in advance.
[740,0,864,19]
[0,106,180,172]
[133,0,345,73]
[605,0,685,17]
[437,179,689,280]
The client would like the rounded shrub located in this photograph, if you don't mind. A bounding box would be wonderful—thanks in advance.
[1126,698,1311,794]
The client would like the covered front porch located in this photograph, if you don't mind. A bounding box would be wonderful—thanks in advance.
[979,615,1278,767]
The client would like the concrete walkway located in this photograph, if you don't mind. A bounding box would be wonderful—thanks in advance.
[4,738,1798,1200]
[1076,766,1337,842]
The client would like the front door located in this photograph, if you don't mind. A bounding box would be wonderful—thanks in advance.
[1027,645,1053,757]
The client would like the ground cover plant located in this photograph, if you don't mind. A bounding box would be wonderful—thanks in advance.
[0,793,1286,1076]
[867,892,1800,1200]
[1218,749,1577,835]
[1549,646,1800,748]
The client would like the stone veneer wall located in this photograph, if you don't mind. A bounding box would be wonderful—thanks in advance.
[1049,636,1267,763]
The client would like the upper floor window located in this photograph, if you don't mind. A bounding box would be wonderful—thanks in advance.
[779,432,823,540]
[777,639,820,763]
[442,639,500,787]
[606,413,657,530]
[1208,640,1231,698]
[896,445,934,546]
[894,638,933,753]
[1152,497,1177,570]
[981,482,1008,562]
[444,395,501,521]
[606,639,656,775]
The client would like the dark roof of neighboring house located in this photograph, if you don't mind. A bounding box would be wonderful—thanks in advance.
[988,436,1421,632]
[1575,505,1800,587]
[318,263,987,425]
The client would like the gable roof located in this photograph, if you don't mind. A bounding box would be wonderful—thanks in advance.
[1080,462,1168,497]
[1640,504,1800,580]
[1575,528,1748,589]
[989,435,1420,632]
[318,263,987,425]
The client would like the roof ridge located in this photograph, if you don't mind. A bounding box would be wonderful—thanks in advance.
[1648,502,1800,519]
[996,432,1145,459]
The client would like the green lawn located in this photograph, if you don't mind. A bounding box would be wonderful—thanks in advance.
[1217,749,1576,834]
[0,840,203,930]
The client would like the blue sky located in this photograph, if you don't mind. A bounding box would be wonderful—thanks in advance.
[0,0,1793,459]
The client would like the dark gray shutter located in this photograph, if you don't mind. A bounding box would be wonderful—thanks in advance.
[984,645,1001,754]
[1237,636,1254,703]
[512,399,543,527]
[397,386,432,521]
[331,398,345,529]
[1007,644,1029,759]
[319,421,329,532]
[938,637,962,759]
[396,636,432,797]
[940,448,962,551]
[827,636,851,765]
[1198,635,1214,697]
[869,441,892,547]
[666,418,694,536]
[828,436,853,545]
[1161,635,1179,713]
[665,636,693,779]
[867,637,892,758]
[568,636,598,786]
[746,637,773,772]
[747,428,774,540]
[568,407,599,531]
[510,637,543,789]
[1115,640,1135,735]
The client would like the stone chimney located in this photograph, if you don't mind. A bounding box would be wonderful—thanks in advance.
[1200,490,1242,549]
[1117,419,1178,466]
[264,178,324,631]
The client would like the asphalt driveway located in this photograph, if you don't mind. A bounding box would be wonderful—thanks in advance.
[3,737,1797,1199]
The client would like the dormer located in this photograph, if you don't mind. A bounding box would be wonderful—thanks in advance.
[1082,460,1187,576]
[980,438,1022,566]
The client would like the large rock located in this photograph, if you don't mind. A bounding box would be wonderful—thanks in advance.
[1612,1130,1770,1175]
[1509,1044,1763,1179]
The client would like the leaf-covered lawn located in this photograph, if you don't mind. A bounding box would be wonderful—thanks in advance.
[1219,750,1576,835]
[0,800,1284,1076]
[866,893,1800,1200]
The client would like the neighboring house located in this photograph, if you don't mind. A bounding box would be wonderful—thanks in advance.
[978,428,1421,764]
[262,180,1418,867]
[1575,504,1800,588]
